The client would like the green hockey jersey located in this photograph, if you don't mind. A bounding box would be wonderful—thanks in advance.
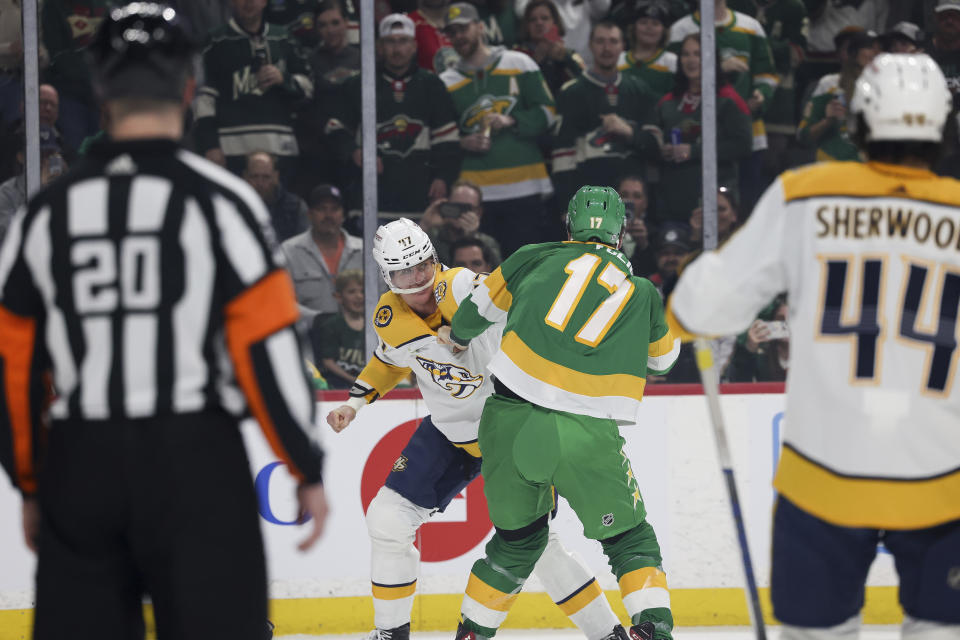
[325,63,461,215]
[450,241,681,423]
[194,20,313,158]
[440,47,557,201]
[552,71,661,206]
[728,0,808,132]
[797,74,860,162]
[668,10,779,150]
[617,48,678,100]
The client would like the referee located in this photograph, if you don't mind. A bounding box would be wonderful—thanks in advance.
[0,4,327,639]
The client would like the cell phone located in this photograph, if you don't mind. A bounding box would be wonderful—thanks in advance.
[47,154,63,177]
[251,47,268,72]
[544,23,562,43]
[439,201,471,218]
[764,320,790,340]
[623,201,635,218]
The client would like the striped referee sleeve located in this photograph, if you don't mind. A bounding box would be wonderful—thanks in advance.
[0,209,47,494]
[183,155,323,484]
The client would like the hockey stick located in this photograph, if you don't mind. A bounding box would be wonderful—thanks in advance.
[693,338,767,640]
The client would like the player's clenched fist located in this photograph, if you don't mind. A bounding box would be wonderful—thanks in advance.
[326,405,357,432]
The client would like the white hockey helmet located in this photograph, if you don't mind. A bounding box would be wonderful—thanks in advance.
[372,217,439,294]
[850,53,952,143]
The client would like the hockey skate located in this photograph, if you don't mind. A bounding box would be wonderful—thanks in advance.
[627,621,656,640]
[367,622,411,640]
[453,621,489,640]
[600,624,629,640]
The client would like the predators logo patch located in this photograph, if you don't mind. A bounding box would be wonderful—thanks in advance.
[434,280,447,304]
[375,305,393,327]
[415,356,484,398]
[392,455,408,472]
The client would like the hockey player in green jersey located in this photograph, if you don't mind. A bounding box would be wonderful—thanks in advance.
[439,186,681,640]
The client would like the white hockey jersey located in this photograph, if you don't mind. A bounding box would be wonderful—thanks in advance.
[350,266,501,456]
[669,161,960,530]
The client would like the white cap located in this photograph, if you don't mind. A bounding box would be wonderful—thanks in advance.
[379,13,415,38]
[936,0,960,13]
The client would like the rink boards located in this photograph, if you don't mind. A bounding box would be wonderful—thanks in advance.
[0,385,902,636]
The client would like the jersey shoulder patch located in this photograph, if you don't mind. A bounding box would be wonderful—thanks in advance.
[373,291,439,348]
[435,266,483,322]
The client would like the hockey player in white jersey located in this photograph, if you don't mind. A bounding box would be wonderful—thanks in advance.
[668,53,960,639]
[326,219,622,640]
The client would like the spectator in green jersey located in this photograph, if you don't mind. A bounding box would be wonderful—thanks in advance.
[654,33,753,223]
[617,0,677,101]
[310,269,366,388]
[797,30,879,162]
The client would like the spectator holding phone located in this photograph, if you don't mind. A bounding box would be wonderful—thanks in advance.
[687,185,739,250]
[616,174,657,278]
[194,0,314,180]
[727,295,790,382]
[419,178,503,266]
[515,0,585,98]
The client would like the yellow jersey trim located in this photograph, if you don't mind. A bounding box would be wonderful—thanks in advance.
[460,163,549,186]
[374,290,442,349]
[780,161,960,207]
[371,581,418,600]
[774,445,960,529]
[465,574,518,612]
[555,579,604,616]
[500,331,646,401]
[619,567,668,596]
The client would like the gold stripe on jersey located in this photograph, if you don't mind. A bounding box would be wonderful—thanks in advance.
[465,574,519,612]
[555,578,604,616]
[500,331,646,401]
[461,162,549,187]
[780,161,960,207]
[619,567,668,596]
[648,330,677,357]
[774,445,960,529]
[373,291,442,349]
[479,268,513,314]
[453,439,482,457]
[371,580,417,600]
[355,355,412,402]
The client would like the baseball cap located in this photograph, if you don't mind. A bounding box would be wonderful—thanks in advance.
[936,0,960,13]
[632,0,671,24]
[308,184,343,208]
[881,21,923,46]
[658,223,690,252]
[379,13,415,38]
[444,3,480,29]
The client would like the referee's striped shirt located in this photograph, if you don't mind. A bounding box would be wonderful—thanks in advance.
[0,138,322,494]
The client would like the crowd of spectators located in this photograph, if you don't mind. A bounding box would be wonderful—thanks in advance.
[0,0,951,386]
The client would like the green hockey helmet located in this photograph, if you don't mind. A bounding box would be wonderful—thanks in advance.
[566,185,626,246]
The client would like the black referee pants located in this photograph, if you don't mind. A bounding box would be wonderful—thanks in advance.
[33,410,268,640]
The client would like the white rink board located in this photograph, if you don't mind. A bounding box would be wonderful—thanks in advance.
[0,391,896,609]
